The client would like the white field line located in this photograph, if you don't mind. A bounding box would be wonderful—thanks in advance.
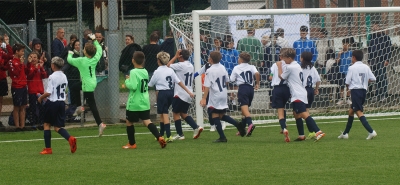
[0,117,398,143]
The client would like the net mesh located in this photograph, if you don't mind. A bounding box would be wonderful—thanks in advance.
[170,11,400,124]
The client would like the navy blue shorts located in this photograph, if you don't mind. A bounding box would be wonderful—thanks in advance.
[271,85,290,109]
[209,107,226,114]
[351,89,366,112]
[0,78,8,96]
[126,110,150,123]
[157,90,174,114]
[238,84,254,107]
[305,87,314,108]
[292,101,307,114]
[11,87,27,106]
[172,97,190,114]
[44,101,66,127]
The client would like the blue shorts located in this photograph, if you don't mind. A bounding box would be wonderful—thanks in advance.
[238,84,254,107]
[351,89,366,112]
[305,87,314,108]
[172,97,190,114]
[271,85,290,109]
[157,90,174,114]
[126,110,150,123]
[44,101,66,127]
[209,107,226,114]
[292,101,307,114]
[11,87,28,106]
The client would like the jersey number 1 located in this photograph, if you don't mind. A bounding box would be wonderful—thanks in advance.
[140,79,149,93]
[216,76,227,92]
[56,83,67,99]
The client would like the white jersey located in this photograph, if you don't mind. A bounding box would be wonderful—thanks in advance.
[148,66,180,90]
[281,61,308,103]
[301,66,321,88]
[204,63,229,109]
[229,63,258,86]
[46,71,68,102]
[170,61,194,103]
[197,63,211,75]
[270,62,287,86]
[345,61,376,90]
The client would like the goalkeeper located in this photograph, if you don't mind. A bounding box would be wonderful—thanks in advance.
[67,33,106,136]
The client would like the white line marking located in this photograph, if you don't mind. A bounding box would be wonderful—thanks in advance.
[0,117,398,143]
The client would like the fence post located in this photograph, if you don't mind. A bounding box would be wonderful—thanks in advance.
[28,19,36,42]
[108,0,120,124]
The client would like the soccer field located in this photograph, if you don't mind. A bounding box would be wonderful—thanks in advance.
[1,116,399,185]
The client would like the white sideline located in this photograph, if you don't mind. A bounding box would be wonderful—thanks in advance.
[0,116,398,143]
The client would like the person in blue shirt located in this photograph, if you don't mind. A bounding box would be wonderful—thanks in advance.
[335,37,353,105]
[293,25,317,64]
[221,40,239,75]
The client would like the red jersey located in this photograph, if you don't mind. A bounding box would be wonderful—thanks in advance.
[27,63,47,94]
[0,45,13,80]
[8,57,27,88]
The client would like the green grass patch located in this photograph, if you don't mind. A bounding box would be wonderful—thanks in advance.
[1,117,400,184]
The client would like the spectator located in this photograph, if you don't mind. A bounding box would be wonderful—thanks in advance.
[26,52,47,129]
[31,38,52,77]
[368,22,392,102]
[65,39,82,122]
[95,31,107,75]
[275,28,291,48]
[221,40,239,75]
[153,30,164,45]
[261,34,281,81]
[60,34,78,62]
[211,38,222,52]
[143,33,161,77]
[335,38,353,105]
[51,28,65,57]
[119,35,142,75]
[315,28,334,73]
[237,29,262,65]
[293,25,317,64]
[261,35,271,50]
[8,44,28,131]
[199,32,211,64]
[0,36,13,127]
[160,31,175,60]
[82,29,92,48]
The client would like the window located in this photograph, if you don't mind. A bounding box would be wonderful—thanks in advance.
[305,0,321,26]
[365,0,381,22]
[338,0,354,25]
[277,0,291,9]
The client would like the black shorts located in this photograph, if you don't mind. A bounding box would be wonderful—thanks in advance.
[292,101,307,114]
[271,85,291,109]
[172,97,190,114]
[351,89,366,112]
[209,107,226,114]
[0,79,8,96]
[126,110,150,123]
[305,87,314,108]
[11,87,27,106]
[157,90,174,114]
[44,101,66,127]
[238,84,254,107]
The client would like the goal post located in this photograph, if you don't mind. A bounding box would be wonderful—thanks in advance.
[171,7,400,126]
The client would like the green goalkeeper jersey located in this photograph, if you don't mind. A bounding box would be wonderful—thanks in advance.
[125,68,150,111]
[67,40,102,92]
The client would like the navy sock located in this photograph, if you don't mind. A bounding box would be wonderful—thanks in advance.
[221,115,237,127]
[305,116,319,132]
[343,116,354,134]
[147,123,161,138]
[359,116,373,133]
[184,116,198,130]
[165,124,171,138]
[208,109,214,126]
[295,118,304,135]
[126,125,136,145]
[159,122,165,136]
[57,128,71,141]
[245,117,252,126]
[241,118,245,125]
[279,119,286,130]
[44,130,51,148]
[174,120,183,136]
[213,118,226,139]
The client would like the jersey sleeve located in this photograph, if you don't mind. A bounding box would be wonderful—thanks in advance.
[229,67,238,82]
[171,71,181,84]
[45,75,54,94]
[251,65,259,74]
[270,64,276,76]
[368,67,376,81]
[125,72,138,91]
[91,40,103,65]
[345,67,352,85]
[197,65,206,75]
[204,71,212,88]
[311,67,321,83]
[170,63,182,71]
[148,70,158,87]
[281,65,290,80]
[67,54,83,68]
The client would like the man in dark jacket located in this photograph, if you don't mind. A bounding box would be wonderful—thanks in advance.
[368,22,392,102]
[119,35,142,75]
[160,31,175,59]
[51,28,65,57]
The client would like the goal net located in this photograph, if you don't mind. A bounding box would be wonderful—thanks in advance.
[169,7,400,126]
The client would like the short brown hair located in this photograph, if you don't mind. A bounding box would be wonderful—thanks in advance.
[70,34,78,41]
[180,49,190,60]
[239,52,251,63]
[84,43,96,57]
[126,35,134,41]
[280,48,296,59]
[150,33,159,42]
[133,51,145,65]
[29,51,40,59]
[209,51,222,64]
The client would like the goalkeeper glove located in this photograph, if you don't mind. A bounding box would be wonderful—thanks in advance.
[68,51,74,55]
[88,33,96,41]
